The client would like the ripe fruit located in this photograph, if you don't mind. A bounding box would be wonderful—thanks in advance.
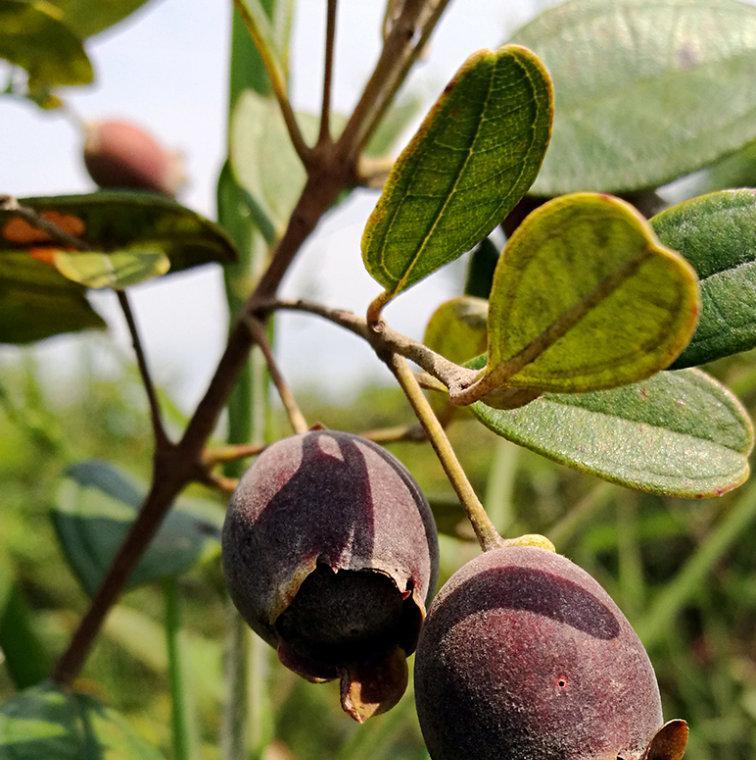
[222,430,439,722]
[82,119,185,196]
[414,546,665,760]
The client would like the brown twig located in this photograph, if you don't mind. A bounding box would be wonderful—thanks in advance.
[244,316,309,434]
[359,422,427,444]
[195,469,239,495]
[318,0,338,146]
[202,442,267,466]
[335,0,451,160]
[117,291,171,448]
[257,297,475,393]
[52,2,453,686]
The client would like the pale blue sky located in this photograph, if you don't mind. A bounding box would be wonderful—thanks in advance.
[0,0,556,409]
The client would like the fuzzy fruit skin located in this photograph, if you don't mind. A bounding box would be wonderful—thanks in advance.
[222,430,439,719]
[415,547,663,760]
[83,120,184,196]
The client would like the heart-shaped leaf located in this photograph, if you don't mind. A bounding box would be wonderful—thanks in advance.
[475,193,699,397]
[0,193,236,289]
[362,45,552,296]
[512,0,756,194]
[650,189,756,368]
[0,682,165,759]
[0,252,105,344]
[53,460,221,596]
[0,0,93,88]
[48,0,151,39]
[470,362,753,498]
[641,720,689,760]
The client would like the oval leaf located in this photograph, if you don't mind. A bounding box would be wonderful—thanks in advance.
[482,193,699,394]
[0,0,93,88]
[0,682,165,759]
[53,460,221,596]
[651,189,756,368]
[0,252,105,344]
[471,364,753,498]
[49,0,151,38]
[362,44,553,296]
[0,193,236,289]
[53,248,170,289]
[512,0,756,194]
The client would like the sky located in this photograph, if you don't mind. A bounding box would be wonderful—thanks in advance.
[0,0,556,411]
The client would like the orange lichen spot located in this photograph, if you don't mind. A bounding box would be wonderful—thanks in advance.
[2,211,86,245]
[27,247,59,266]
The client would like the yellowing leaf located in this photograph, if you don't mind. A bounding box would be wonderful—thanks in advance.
[423,296,489,366]
[53,248,170,289]
[480,193,700,395]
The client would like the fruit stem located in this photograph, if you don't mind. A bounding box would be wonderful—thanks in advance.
[388,353,505,552]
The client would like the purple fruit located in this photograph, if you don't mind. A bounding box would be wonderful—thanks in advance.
[415,546,665,760]
[222,430,438,722]
[83,119,185,196]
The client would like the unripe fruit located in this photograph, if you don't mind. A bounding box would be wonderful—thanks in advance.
[82,119,185,196]
[222,430,439,722]
[415,547,665,760]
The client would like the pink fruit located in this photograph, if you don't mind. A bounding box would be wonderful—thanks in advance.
[82,119,185,196]
[414,546,665,759]
[221,430,439,722]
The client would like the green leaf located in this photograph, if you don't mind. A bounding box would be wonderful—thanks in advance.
[229,91,296,234]
[512,0,756,194]
[48,0,151,38]
[0,252,105,344]
[53,460,221,596]
[0,193,236,289]
[675,140,756,199]
[0,0,93,88]
[361,45,553,296]
[0,562,50,689]
[423,296,488,365]
[230,94,347,234]
[470,361,753,498]
[53,248,170,289]
[464,237,499,299]
[480,193,700,395]
[650,189,756,368]
[0,682,165,759]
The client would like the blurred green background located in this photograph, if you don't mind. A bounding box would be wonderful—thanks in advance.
[1,337,754,758]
